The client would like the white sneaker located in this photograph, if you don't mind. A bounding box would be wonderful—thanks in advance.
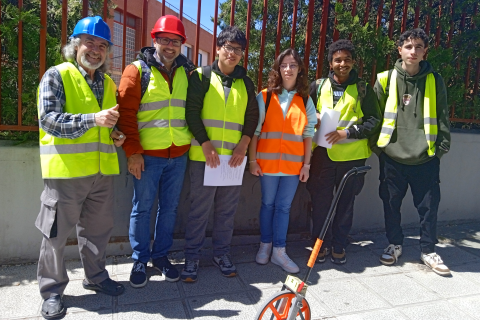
[380,244,402,265]
[421,252,451,276]
[256,242,272,265]
[271,247,299,273]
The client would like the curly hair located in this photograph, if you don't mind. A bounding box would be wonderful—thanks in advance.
[398,28,429,48]
[328,39,356,63]
[266,48,309,98]
[62,36,112,73]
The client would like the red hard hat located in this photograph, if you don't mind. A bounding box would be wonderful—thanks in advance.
[151,15,187,43]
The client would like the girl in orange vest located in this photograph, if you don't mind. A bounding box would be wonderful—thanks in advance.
[248,49,317,273]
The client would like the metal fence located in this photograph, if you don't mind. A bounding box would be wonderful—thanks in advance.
[1,0,479,132]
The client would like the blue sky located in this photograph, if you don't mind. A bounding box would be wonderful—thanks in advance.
[162,0,223,34]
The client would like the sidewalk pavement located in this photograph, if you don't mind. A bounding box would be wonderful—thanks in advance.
[1,220,480,320]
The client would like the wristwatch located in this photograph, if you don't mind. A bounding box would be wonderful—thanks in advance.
[344,128,350,139]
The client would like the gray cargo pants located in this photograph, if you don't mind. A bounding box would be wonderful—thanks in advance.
[35,174,114,299]
[184,161,242,260]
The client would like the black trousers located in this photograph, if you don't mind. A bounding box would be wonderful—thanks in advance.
[379,153,440,254]
[307,147,366,253]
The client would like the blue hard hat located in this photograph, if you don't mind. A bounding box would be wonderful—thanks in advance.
[71,16,113,46]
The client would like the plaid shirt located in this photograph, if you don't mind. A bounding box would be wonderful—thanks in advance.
[38,62,106,139]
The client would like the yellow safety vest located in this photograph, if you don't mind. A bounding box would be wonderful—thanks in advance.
[38,62,119,179]
[133,61,191,150]
[189,67,248,161]
[316,79,371,161]
[376,70,437,156]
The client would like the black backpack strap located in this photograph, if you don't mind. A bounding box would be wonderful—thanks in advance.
[357,79,367,107]
[315,78,326,101]
[385,69,394,96]
[138,60,151,100]
[303,95,309,108]
[263,89,273,125]
[201,65,212,93]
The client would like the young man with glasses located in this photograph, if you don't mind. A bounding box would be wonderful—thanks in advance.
[181,26,259,282]
[307,40,381,265]
[117,15,196,288]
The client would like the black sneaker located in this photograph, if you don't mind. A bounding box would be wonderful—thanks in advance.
[317,247,331,263]
[331,248,347,264]
[129,261,147,288]
[41,295,66,319]
[152,256,180,282]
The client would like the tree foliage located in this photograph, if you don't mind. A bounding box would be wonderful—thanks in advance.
[217,0,480,128]
[0,0,114,140]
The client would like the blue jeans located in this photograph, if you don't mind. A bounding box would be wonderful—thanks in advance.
[259,175,300,247]
[129,154,187,263]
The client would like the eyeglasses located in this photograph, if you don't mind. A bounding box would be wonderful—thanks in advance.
[155,37,182,47]
[222,44,244,56]
[280,63,299,70]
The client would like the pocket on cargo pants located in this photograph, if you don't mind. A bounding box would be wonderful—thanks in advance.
[35,191,58,238]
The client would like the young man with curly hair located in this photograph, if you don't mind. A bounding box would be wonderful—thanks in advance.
[373,29,451,276]
[307,39,382,264]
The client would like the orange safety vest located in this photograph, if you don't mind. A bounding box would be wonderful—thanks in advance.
[256,89,307,175]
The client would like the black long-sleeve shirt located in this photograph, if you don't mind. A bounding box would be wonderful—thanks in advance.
[185,60,259,146]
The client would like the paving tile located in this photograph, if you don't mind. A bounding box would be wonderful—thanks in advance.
[455,239,480,258]
[249,287,332,320]
[451,261,480,285]
[230,244,257,264]
[0,263,38,287]
[448,295,480,320]
[408,269,480,298]
[336,309,408,320]
[342,250,403,276]
[117,300,187,320]
[65,258,113,280]
[63,279,113,313]
[359,273,440,306]
[112,256,134,275]
[115,273,180,305]
[188,292,257,319]
[62,309,112,319]
[400,301,475,320]
[180,265,244,297]
[435,243,480,266]
[299,258,352,283]
[308,278,389,314]
[0,283,42,319]
[237,261,288,290]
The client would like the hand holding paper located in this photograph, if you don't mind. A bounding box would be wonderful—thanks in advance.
[313,108,341,149]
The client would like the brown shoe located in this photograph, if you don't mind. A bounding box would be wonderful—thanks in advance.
[331,249,346,264]
[317,247,331,263]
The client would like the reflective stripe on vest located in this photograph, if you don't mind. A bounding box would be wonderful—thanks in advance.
[316,79,372,161]
[133,61,191,150]
[376,70,437,156]
[38,62,119,179]
[256,89,307,174]
[188,67,248,161]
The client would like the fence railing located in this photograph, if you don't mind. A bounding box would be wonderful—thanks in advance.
[1,0,479,133]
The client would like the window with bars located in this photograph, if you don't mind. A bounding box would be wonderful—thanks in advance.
[111,10,139,85]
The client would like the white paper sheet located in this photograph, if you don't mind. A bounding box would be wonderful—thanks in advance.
[313,108,341,149]
[203,155,247,186]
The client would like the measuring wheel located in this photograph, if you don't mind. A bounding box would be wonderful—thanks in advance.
[254,290,311,320]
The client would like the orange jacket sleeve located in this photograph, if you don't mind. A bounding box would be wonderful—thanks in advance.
[117,64,144,158]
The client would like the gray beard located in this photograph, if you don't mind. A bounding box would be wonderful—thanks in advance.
[80,52,103,71]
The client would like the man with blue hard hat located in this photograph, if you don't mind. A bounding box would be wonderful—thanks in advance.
[36,16,126,319]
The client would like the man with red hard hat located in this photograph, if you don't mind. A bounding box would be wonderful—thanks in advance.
[36,16,126,319]
[117,15,196,288]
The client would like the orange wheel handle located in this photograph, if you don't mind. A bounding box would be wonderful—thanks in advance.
[307,238,323,268]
